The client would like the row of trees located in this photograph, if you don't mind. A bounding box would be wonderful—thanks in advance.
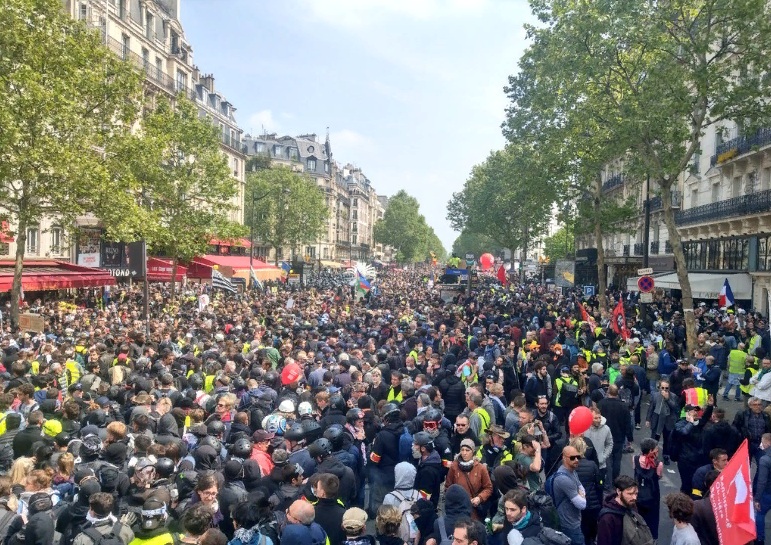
[0,0,245,324]
[451,0,771,354]
[374,191,446,263]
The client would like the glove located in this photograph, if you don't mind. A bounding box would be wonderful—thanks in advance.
[120,512,138,527]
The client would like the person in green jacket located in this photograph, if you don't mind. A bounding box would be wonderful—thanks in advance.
[723,342,748,402]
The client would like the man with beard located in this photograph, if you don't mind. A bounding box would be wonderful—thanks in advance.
[411,432,443,509]
[596,475,654,545]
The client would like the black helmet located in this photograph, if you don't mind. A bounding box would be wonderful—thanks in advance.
[376,349,388,362]
[323,424,345,451]
[233,376,246,390]
[423,407,443,424]
[308,438,332,459]
[230,437,253,459]
[346,408,364,425]
[284,422,306,442]
[207,420,226,437]
[381,402,400,420]
[264,371,279,388]
[198,435,222,453]
[79,435,102,458]
[330,395,347,413]
[301,419,323,442]
[189,374,204,390]
[140,497,168,530]
[154,457,175,478]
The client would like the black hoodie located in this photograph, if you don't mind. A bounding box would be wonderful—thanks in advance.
[315,456,356,506]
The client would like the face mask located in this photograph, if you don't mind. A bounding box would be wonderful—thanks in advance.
[412,445,422,459]
[86,512,102,524]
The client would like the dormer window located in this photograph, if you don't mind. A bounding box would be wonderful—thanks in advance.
[274,145,282,157]
[307,159,317,170]
[255,142,265,153]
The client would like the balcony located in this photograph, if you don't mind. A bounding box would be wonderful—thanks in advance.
[710,127,771,166]
[649,191,681,211]
[633,243,644,256]
[221,133,241,152]
[623,244,630,257]
[650,241,660,255]
[675,188,771,226]
[602,174,624,192]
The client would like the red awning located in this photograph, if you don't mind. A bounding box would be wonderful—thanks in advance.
[0,260,115,292]
[208,237,251,248]
[191,255,277,274]
[147,257,188,283]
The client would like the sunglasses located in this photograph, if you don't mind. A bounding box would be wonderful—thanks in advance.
[660,387,669,391]
[568,455,582,461]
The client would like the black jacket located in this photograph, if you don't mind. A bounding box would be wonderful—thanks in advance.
[599,397,633,444]
[316,456,356,506]
[414,451,444,508]
[575,457,603,511]
[702,420,742,458]
[524,375,552,408]
[313,497,345,545]
[12,425,43,458]
[732,409,771,446]
[370,421,403,469]
[673,405,714,464]
[439,375,466,420]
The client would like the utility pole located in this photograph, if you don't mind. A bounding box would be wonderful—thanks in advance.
[640,174,651,329]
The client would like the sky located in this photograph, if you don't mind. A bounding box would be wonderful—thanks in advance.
[181,0,536,251]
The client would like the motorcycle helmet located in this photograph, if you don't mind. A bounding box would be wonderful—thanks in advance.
[381,402,401,420]
[262,414,287,436]
[278,400,296,414]
[301,419,323,442]
[207,420,226,437]
[230,437,253,459]
[297,401,314,417]
[140,497,168,530]
[308,438,332,459]
[284,422,306,442]
[154,457,175,479]
[323,424,345,451]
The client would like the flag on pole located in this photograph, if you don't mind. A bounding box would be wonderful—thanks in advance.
[711,439,756,545]
[249,266,264,291]
[211,269,237,294]
[355,270,371,297]
[611,298,630,341]
[497,265,508,286]
[579,301,597,331]
[719,278,735,308]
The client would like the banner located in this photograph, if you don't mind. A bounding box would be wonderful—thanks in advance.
[554,260,575,288]
[711,439,756,545]
[611,299,630,341]
[579,301,597,331]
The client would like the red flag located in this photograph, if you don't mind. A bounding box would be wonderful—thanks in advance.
[579,302,597,331]
[611,299,630,341]
[712,439,756,545]
[497,265,508,286]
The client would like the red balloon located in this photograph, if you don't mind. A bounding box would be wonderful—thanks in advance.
[479,253,495,270]
[568,406,593,436]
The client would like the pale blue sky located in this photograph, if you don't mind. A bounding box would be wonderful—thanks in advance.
[181,0,535,251]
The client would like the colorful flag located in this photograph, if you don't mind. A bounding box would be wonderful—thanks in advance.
[611,298,630,341]
[711,439,756,545]
[497,265,508,286]
[719,278,735,308]
[356,270,371,296]
[249,266,263,290]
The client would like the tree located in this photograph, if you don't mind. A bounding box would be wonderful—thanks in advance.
[0,0,142,326]
[514,0,771,352]
[447,145,555,278]
[451,230,505,259]
[374,191,439,263]
[244,166,327,264]
[113,96,246,298]
[542,225,574,262]
[424,226,447,263]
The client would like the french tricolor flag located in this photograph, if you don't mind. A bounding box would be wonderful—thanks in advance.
[719,278,735,308]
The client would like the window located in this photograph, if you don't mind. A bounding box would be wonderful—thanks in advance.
[323,247,329,259]
[50,227,63,255]
[145,12,153,40]
[711,182,720,202]
[289,148,298,160]
[118,0,126,19]
[176,69,187,92]
[691,188,698,207]
[352,235,358,245]
[353,198,358,208]
[307,159,316,171]
[759,235,771,271]
[155,58,163,79]
[324,162,329,173]
[746,171,757,194]
[142,48,149,70]
[255,142,265,153]
[732,176,741,198]
[26,226,39,255]
[121,35,130,60]
[171,31,180,54]
[79,3,88,20]
[274,145,282,157]
[0,243,8,256]
[763,167,771,191]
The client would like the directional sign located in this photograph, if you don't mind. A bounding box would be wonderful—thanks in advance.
[637,267,654,276]
[637,275,655,293]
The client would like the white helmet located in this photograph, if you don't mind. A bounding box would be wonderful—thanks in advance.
[262,414,287,435]
[298,401,313,417]
[278,399,296,414]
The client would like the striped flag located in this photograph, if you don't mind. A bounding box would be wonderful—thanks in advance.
[211,269,237,294]
[250,266,264,290]
[356,270,371,297]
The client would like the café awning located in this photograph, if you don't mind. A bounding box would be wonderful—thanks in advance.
[208,237,251,248]
[0,260,115,292]
[147,258,187,283]
[626,271,752,300]
[188,255,282,282]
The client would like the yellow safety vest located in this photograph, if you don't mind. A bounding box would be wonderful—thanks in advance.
[741,368,759,395]
[65,360,81,384]
[204,374,215,393]
[473,407,490,436]
[129,532,179,545]
[387,388,403,403]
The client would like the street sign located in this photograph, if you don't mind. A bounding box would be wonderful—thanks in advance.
[583,285,595,296]
[18,313,45,333]
[637,267,654,276]
[464,253,475,267]
[637,275,655,293]
[640,292,653,303]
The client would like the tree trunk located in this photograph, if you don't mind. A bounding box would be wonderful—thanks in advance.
[593,174,608,313]
[660,180,697,357]
[10,216,27,330]
[170,256,178,302]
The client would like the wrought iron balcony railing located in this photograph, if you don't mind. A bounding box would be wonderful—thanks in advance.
[675,189,771,226]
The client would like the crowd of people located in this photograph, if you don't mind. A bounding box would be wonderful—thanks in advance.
[0,267,768,545]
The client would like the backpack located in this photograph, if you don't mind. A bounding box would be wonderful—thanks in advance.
[0,510,17,544]
[598,508,655,545]
[436,517,453,545]
[528,489,560,531]
[633,458,657,505]
[387,490,419,543]
[521,526,572,545]
[618,384,634,410]
[82,523,127,545]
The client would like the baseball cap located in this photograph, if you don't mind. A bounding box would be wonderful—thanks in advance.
[460,438,476,451]
[252,429,275,443]
[341,507,368,532]
[684,404,701,412]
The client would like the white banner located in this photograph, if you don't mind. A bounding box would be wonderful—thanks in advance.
[77,252,100,267]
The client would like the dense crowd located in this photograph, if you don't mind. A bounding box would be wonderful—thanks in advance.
[0,269,769,545]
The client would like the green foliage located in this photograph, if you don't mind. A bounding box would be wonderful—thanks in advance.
[374,191,442,263]
[0,0,143,324]
[447,146,555,260]
[542,225,574,262]
[113,96,245,266]
[245,166,327,262]
[451,231,505,259]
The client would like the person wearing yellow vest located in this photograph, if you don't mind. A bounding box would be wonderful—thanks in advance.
[741,359,761,399]
[724,343,748,401]
[467,391,490,440]
[480,424,515,469]
[64,358,83,386]
[554,365,580,428]
[680,378,709,417]
[128,497,177,545]
[387,371,403,403]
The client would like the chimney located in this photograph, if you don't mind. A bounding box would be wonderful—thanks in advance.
[200,73,214,92]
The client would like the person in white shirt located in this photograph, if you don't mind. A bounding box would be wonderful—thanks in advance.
[665,492,701,545]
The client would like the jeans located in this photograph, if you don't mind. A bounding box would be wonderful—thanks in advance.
[757,492,771,543]
[560,524,586,545]
[609,443,623,484]
[679,460,697,495]
[723,373,742,400]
